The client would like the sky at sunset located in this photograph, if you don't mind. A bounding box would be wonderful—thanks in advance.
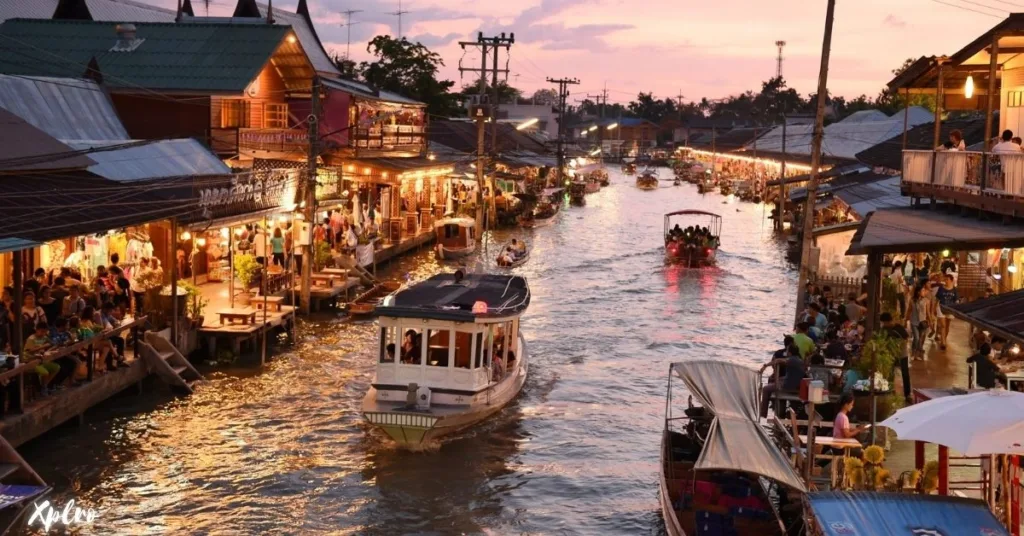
[147,0,1008,104]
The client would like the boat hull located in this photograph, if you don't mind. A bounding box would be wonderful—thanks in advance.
[498,250,530,268]
[665,245,717,267]
[363,346,529,447]
[660,431,685,536]
[585,182,601,194]
[436,243,476,260]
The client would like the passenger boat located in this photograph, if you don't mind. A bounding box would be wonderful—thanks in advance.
[636,170,660,190]
[362,272,531,447]
[660,361,806,536]
[434,217,477,260]
[664,210,721,267]
[585,177,601,194]
[569,180,587,205]
[496,241,529,268]
[622,162,637,175]
[518,188,562,228]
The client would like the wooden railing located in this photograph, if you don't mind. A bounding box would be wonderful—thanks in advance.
[0,316,146,414]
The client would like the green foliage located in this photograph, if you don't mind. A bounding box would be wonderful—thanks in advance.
[360,36,460,117]
[178,280,208,321]
[314,241,333,271]
[234,254,260,291]
[881,278,903,322]
[857,330,902,378]
[459,81,522,104]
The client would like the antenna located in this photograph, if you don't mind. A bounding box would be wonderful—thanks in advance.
[340,9,363,59]
[775,40,786,79]
[390,0,410,39]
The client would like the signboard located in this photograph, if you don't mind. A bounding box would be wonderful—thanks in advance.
[187,169,298,223]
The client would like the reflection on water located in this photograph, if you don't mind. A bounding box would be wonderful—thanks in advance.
[17,170,796,535]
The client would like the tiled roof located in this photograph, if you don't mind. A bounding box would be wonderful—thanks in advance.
[855,117,997,171]
[691,127,765,151]
[0,18,291,92]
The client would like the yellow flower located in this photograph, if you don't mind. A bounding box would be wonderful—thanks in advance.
[874,468,891,489]
[906,469,921,489]
[924,460,940,480]
[863,445,885,465]
[923,475,939,494]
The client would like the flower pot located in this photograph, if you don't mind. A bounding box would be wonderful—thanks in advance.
[852,389,895,423]
[237,292,252,307]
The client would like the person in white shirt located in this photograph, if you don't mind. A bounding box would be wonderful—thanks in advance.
[252,226,267,265]
[992,130,1019,154]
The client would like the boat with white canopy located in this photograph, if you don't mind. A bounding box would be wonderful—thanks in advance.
[660,360,806,536]
[434,217,476,260]
[363,272,530,447]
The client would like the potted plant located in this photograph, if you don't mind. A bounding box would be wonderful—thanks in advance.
[179,280,208,327]
[851,330,901,421]
[314,241,333,272]
[234,253,260,306]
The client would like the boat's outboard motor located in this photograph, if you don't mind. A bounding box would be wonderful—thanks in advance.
[406,382,419,407]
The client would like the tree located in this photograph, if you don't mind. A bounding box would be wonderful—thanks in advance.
[628,92,677,122]
[330,53,360,80]
[359,36,460,117]
[530,88,558,105]
[875,57,935,115]
[458,81,522,104]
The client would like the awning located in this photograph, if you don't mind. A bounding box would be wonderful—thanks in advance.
[671,361,807,492]
[847,206,1024,255]
[808,491,1009,536]
[946,288,1024,346]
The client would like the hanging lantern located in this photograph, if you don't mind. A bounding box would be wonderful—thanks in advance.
[965,75,975,99]
[180,231,192,241]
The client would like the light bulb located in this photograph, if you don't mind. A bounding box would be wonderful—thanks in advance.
[180,231,191,241]
[965,75,974,99]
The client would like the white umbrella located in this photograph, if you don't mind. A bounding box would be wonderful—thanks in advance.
[880,390,1024,456]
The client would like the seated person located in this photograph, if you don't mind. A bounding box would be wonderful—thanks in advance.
[511,239,526,255]
[48,317,83,387]
[24,322,60,395]
[833,393,869,441]
[759,345,806,418]
[400,329,422,364]
[383,343,396,362]
[968,343,1008,389]
[822,330,850,365]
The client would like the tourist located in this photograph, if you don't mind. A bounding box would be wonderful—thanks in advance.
[935,273,959,350]
[341,221,358,252]
[512,238,526,255]
[49,317,82,387]
[330,210,344,244]
[21,291,46,340]
[109,252,120,272]
[881,312,912,404]
[23,268,44,296]
[92,266,109,306]
[51,277,69,313]
[37,286,60,328]
[758,344,806,418]
[968,343,1008,389]
[804,302,828,337]
[909,284,931,360]
[823,330,849,365]
[993,130,1019,153]
[792,322,815,358]
[24,321,59,395]
[844,292,866,324]
[100,302,127,369]
[401,329,421,364]
[253,225,267,266]
[889,261,907,318]
[59,267,82,289]
[107,267,131,309]
[271,228,286,268]
[129,258,152,314]
[1014,137,1024,149]
[949,129,966,151]
[0,287,13,352]
[991,336,1010,359]
[833,393,869,440]
[64,284,87,318]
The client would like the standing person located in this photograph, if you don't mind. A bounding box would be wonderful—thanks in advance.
[935,273,959,351]
[881,312,912,404]
[292,221,304,273]
[64,284,87,318]
[0,287,13,352]
[20,292,46,341]
[92,265,109,307]
[844,292,866,324]
[107,267,131,310]
[129,257,152,315]
[908,284,931,361]
[23,268,44,297]
[36,286,60,326]
[271,228,286,268]
[50,277,69,312]
[252,225,267,266]
[759,345,806,418]
[889,261,907,319]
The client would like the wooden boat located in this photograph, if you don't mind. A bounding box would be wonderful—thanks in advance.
[696,179,714,194]
[660,361,805,536]
[0,434,49,534]
[622,162,637,175]
[637,170,660,190]
[496,241,529,268]
[434,217,477,260]
[518,188,562,228]
[585,177,601,193]
[347,281,402,317]
[569,181,587,205]
[664,210,721,267]
[362,273,531,447]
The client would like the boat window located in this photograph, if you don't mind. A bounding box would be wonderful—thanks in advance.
[379,326,397,363]
[426,329,451,367]
[400,328,423,365]
[444,224,458,239]
[474,331,487,369]
[454,331,473,369]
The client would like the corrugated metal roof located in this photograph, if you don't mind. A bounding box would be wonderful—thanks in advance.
[808,492,1008,536]
[847,206,1024,254]
[832,176,910,217]
[256,3,337,75]
[0,106,95,171]
[66,138,230,181]
[322,75,423,106]
[0,0,175,23]
[947,288,1024,344]
[0,74,128,141]
[0,19,290,92]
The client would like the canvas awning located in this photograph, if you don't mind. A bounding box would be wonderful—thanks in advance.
[946,288,1024,346]
[808,492,1008,536]
[671,361,807,492]
[846,206,1024,255]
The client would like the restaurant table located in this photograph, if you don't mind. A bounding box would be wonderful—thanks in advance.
[800,434,863,488]
[217,308,257,325]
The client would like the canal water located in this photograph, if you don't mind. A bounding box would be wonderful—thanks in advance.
[20,169,797,535]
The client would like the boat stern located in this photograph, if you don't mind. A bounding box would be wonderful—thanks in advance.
[363,409,442,446]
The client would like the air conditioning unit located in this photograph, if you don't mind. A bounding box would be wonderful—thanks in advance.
[416,386,432,410]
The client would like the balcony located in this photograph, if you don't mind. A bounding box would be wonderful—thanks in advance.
[210,127,309,156]
[353,125,426,158]
[902,150,1024,216]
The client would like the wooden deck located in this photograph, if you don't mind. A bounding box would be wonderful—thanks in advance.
[374,230,435,265]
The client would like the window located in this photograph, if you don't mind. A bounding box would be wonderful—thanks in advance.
[220,100,250,128]
[400,328,423,365]
[1009,91,1024,108]
[265,103,288,129]
[379,326,397,363]
[426,329,451,367]
[454,332,473,369]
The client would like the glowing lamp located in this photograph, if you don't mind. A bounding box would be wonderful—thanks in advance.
[180,231,192,241]
[1012,345,1021,355]
[965,75,974,99]
[220,227,229,238]
[472,301,488,314]
[196,237,207,247]
[279,215,288,223]
[1010,265,1019,274]
[428,153,436,161]
[942,249,951,258]
[287,34,297,44]
[705,248,712,255]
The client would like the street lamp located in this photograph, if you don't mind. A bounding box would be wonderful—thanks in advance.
[516,117,539,130]
[587,125,598,132]
[606,123,618,131]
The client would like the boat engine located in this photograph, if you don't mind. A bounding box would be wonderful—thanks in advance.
[416,386,432,410]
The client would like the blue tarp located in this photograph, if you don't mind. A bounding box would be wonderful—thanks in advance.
[0,484,47,510]
[809,492,1009,536]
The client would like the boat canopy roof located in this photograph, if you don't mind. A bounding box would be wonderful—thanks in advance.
[807,492,1009,536]
[434,217,475,229]
[378,273,530,322]
[541,188,565,197]
[665,210,721,219]
[671,361,807,492]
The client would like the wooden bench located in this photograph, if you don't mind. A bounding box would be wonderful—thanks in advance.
[320,268,349,276]
[217,308,257,325]
[310,273,337,287]
[254,296,284,312]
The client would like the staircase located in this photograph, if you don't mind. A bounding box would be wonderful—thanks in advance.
[140,332,205,394]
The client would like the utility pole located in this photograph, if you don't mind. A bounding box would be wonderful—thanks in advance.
[548,76,581,186]
[777,117,788,231]
[675,91,685,147]
[301,75,321,314]
[459,33,514,240]
[711,126,717,183]
[796,0,836,320]
[586,84,608,150]
[340,9,362,59]
[390,0,409,39]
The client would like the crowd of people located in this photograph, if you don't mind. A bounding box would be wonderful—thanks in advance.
[665,224,719,250]
[497,240,528,267]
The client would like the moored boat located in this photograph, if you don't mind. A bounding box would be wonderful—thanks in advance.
[362,272,531,447]
[569,181,587,205]
[496,240,529,268]
[664,210,721,267]
[622,162,637,175]
[584,177,601,193]
[518,188,562,227]
[637,169,660,190]
[434,217,477,260]
[660,361,805,536]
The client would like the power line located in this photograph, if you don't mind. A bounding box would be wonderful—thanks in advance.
[930,0,1004,17]
[957,0,1010,14]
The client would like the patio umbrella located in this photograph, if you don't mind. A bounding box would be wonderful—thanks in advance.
[880,390,1024,456]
